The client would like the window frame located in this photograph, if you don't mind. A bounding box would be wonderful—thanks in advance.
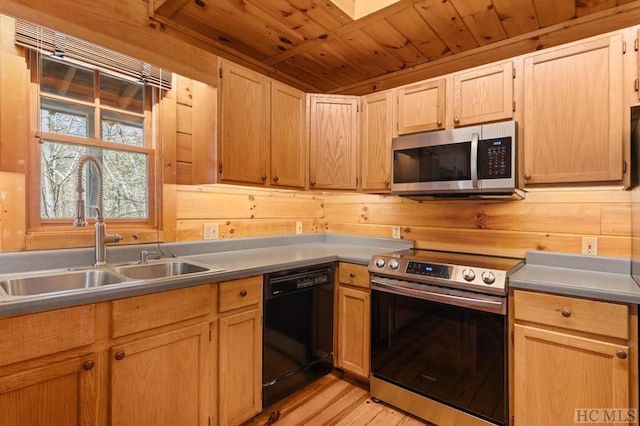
[26,51,161,232]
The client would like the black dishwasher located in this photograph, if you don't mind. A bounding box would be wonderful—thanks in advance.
[262,263,335,408]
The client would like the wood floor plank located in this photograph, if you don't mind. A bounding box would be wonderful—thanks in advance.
[276,381,352,426]
[332,399,387,425]
[305,387,369,426]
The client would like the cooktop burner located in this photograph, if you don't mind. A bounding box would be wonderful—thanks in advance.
[369,249,524,296]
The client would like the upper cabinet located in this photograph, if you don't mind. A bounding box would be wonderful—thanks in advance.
[361,90,395,192]
[452,61,514,127]
[522,34,625,186]
[218,60,306,189]
[271,82,307,188]
[218,60,270,186]
[308,94,360,190]
[397,78,445,135]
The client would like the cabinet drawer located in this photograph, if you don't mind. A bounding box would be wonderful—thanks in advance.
[111,285,211,338]
[514,290,629,339]
[339,263,369,289]
[0,304,96,367]
[219,276,262,313]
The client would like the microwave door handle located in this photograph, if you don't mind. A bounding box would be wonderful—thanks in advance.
[471,133,479,189]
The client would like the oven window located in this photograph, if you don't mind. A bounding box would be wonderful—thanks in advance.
[371,290,507,425]
[393,142,471,183]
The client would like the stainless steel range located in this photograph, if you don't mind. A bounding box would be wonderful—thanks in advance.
[368,249,523,426]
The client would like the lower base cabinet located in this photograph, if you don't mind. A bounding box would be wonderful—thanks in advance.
[0,354,97,426]
[110,323,211,426]
[513,290,638,426]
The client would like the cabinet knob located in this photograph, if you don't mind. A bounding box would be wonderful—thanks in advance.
[273,176,279,182]
[349,272,356,278]
[310,180,316,186]
[561,309,571,318]
[524,174,532,180]
[261,175,267,181]
[384,180,389,186]
[82,360,95,371]
[453,116,460,124]
[240,289,248,297]
[437,120,443,127]
[616,350,628,359]
[114,351,126,361]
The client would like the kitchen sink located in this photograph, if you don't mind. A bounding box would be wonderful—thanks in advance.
[0,269,128,296]
[113,260,213,280]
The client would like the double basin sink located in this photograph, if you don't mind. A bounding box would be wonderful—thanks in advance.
[0,259,224,298]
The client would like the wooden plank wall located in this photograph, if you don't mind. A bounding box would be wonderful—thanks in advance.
[324,190,631,258]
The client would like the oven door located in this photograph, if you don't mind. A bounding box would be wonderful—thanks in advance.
[370,276,508,425]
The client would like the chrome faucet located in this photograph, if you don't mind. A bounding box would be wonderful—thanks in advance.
[73,154,123,266]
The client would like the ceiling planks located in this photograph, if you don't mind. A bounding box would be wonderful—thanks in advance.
[147,0,640,93]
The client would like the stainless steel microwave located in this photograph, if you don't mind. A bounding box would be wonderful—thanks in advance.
[391,120,522,199]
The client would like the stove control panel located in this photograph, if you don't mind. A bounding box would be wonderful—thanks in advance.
[369,256,509,295]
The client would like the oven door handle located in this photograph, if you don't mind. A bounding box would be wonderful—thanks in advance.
[371,277,506,315]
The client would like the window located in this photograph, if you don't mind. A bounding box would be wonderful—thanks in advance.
[28,54,159,228]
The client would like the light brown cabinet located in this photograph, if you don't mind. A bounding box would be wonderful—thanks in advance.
[361,90,395,192]
[218,60,306,189]
[335,263,370,379]
[111,324,210,426]
[522,34,625,186]
[218,276,262,425]
[513,290,638,426]
[271,81,307,188]
[452,61,514,127]
[308,94,360,190]
[397,78,445,134]
[218,59,270,186]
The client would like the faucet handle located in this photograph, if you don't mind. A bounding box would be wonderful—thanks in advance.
[140,250,158,264]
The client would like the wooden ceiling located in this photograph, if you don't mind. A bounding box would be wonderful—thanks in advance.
[151,0,640,94]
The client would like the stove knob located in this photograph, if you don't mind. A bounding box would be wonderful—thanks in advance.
[375,258,385,268]
[482,271,496,285]
[389,259,399,270]
[462,268,475,281]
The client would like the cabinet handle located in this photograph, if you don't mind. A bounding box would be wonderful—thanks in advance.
[436,120,443,127]
[240,289,248,297]
[310,180,316,186]
[82,360,95,371]
[561,309,571,318]
[453,116,460,124]
[261,175,267,181]
[273,176,279,182]
[384,180,389,186]
[524,174,532,180]
[114,351,126,361]
[349,272,356,278]
[616,350,628,359]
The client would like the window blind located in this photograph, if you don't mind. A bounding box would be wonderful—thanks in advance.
[15,20,172,90]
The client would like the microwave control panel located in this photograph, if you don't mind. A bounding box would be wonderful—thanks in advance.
[478,137,512,179]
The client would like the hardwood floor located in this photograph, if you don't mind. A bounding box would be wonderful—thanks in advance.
[243,372,432,426]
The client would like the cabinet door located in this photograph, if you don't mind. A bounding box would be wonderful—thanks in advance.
[514,324,630,426]
[219,60,270,185]
[397,78,445,134]
[523,34,624,185]
[111,324,210,426]
[0,354,97,426]
[361,90,394,192]
[452,61,513,127]
[219,307,262,425]
[308,94,359,190]
[271,81,306,188]
[336,286,370,378]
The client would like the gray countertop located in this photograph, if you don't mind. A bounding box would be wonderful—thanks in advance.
[509,251,640,304]
[0,234,413,318]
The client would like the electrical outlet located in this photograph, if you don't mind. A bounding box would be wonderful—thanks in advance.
[582,237,598,255]
[296,221,303,234]
[203,223,219,240]
[392,226,401,239]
